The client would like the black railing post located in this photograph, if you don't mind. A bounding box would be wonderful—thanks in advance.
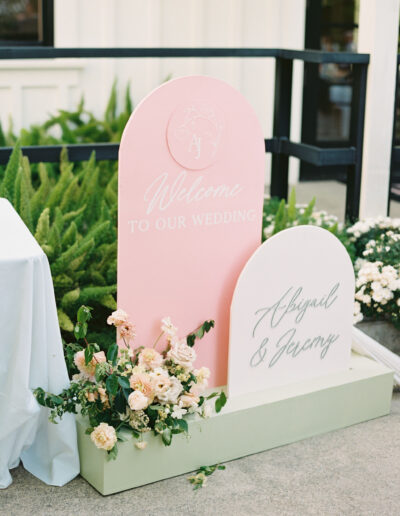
[345,63,367,221]
[388,57,400,214]
[271,57,293,199]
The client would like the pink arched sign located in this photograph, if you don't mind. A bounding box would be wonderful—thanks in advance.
[118,76,265,387]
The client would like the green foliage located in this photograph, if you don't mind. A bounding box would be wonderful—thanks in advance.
[186,320,215,347]
[205,390,227,413]
[188,464,226,490]
[262,188,355,260]
[34,307,222,456]
[0,83,136,346]
[0,147,117,347]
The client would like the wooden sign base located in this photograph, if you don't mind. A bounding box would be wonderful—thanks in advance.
[77,354,393,495]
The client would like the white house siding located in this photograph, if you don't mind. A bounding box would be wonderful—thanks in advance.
[0,0,306,186]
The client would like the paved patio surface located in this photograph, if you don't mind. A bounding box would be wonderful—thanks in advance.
[294,181,400,222]
[1,392,399,516]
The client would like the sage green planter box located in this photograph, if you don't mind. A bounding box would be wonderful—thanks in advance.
[76,354,393,496]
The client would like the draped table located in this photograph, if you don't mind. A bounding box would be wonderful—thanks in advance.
[0,199,79,488]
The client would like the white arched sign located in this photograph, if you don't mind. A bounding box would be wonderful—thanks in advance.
[228,226,355,397]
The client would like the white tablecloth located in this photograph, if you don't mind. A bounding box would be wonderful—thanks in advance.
[0,199,79,489]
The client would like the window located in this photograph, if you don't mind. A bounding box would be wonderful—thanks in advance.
[0,0,53,46]
[301,0,358,180]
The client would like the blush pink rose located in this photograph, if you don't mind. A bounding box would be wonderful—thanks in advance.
[74,350,106,381]
[128,390,150,411]
[107,309,128,326]
[138,348,163,369]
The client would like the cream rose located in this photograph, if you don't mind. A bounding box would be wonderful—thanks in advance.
[138,348,163,369]
[167,339,196,370]
[90,423,117,451]
[135,441,148,450]
[128,390,150,411]
[107,308,128,326]
[149,369,172,397]
[156,376,183,404]
[179,391,200,409]
[129,372,154,400]
[74,350,106,381]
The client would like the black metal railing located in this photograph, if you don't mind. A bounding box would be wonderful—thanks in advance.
[389,55,400,206]
[0,46,369,220]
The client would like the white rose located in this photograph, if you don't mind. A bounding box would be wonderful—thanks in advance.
[128,390,150,411]
[157,376,183,404]
[202,404,212,418]
[135,441,147,450]
[171,405,187,419]
[90,423,117,451]
[150,369,171,397]
[167,339,196,370]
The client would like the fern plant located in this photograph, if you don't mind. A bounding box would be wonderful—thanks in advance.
[0,143,118,348]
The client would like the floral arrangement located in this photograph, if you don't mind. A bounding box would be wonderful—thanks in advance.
[34,307,226,459]
[348,217,400,328]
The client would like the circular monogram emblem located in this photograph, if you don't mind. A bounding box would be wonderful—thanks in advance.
[167,100,225,170]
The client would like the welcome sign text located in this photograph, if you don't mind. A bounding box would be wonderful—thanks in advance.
[127,170,255,232]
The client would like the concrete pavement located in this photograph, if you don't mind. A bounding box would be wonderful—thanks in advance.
[1,392,399,516]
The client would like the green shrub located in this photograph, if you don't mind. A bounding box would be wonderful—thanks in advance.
[0,143,118,348]
[262,188,354,259]
[0,82,134,348]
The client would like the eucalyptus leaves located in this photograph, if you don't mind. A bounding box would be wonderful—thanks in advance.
[34,306,226,459]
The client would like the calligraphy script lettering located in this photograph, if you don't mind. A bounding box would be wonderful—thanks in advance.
[252,283,339,336]
[250,283,341,369]
[250,329,340,368]
[144,170,242,215]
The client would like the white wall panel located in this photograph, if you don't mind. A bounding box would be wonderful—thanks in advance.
[0,0,306,186]
[22,86,58,126]
[0,87,12,130]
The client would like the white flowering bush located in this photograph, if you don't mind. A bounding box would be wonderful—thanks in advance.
[348,219,400,328]
[263,194,400,328]
[354,260,400,326]
[34,307,226,459]
[347,217,400,257]
[263,189,353,256]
